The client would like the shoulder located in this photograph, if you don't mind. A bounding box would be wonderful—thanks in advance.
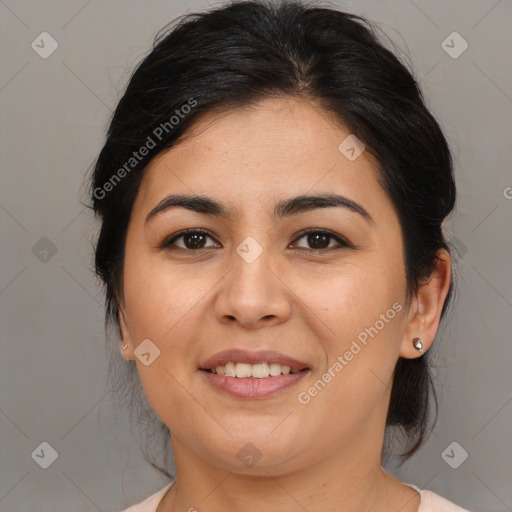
[120,481,175,512]
[418,488,472,512]
[403,482,471,512]
[121,480,472,512]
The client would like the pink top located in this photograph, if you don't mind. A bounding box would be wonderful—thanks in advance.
[122,480,471,511]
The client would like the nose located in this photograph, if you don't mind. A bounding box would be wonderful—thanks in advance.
[214,241,292,329]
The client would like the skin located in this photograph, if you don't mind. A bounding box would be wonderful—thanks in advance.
[118,96,451,512]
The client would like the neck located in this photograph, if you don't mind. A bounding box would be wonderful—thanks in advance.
[157,434,420,512]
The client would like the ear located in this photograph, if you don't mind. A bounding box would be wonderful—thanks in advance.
[118,304,134,360]
[399,248,452,359]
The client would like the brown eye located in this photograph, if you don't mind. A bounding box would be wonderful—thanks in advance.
[161,229,220,250]
[291,229,351,251]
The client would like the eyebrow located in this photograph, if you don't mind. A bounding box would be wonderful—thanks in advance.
[145,193,374,225]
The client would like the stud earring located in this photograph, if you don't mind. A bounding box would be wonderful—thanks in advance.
[122,344,129,351]
[412,337,423,354]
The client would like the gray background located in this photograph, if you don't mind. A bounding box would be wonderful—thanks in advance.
[1,0,511,510]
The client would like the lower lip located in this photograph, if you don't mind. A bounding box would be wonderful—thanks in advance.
[199,369,310,398]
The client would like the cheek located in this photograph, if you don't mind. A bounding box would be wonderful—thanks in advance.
[122,244,219,402]
[123,254,204,422]
[299,280,403,442]
[302,260,406,407]
[302,259,403,337]
[123,241,198,338]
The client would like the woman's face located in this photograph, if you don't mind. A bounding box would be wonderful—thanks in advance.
[119,97,424,475]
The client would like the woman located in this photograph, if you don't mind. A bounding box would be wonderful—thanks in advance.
[89,1,471,510]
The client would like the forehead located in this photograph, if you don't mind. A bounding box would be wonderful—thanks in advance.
[134,97,386,218]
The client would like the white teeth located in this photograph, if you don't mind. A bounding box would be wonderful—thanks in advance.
[269,363,282,376]
[209,362,297,378]
[235,362,253,378]
[251,363,270,378]
[224,362,236,377]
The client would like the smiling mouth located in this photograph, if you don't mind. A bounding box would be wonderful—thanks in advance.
[200,363,311,399]
[201,362,309,379]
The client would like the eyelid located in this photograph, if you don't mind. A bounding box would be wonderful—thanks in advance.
[290,228,354,250]
[158,227,354,252]
[158,228,220,250]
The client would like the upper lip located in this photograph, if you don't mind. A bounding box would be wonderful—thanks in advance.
[199,349,310,371]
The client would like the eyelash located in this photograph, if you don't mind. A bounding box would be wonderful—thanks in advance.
[159,228,353,253]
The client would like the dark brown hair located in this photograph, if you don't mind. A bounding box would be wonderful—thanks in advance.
[89,0,456,477]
